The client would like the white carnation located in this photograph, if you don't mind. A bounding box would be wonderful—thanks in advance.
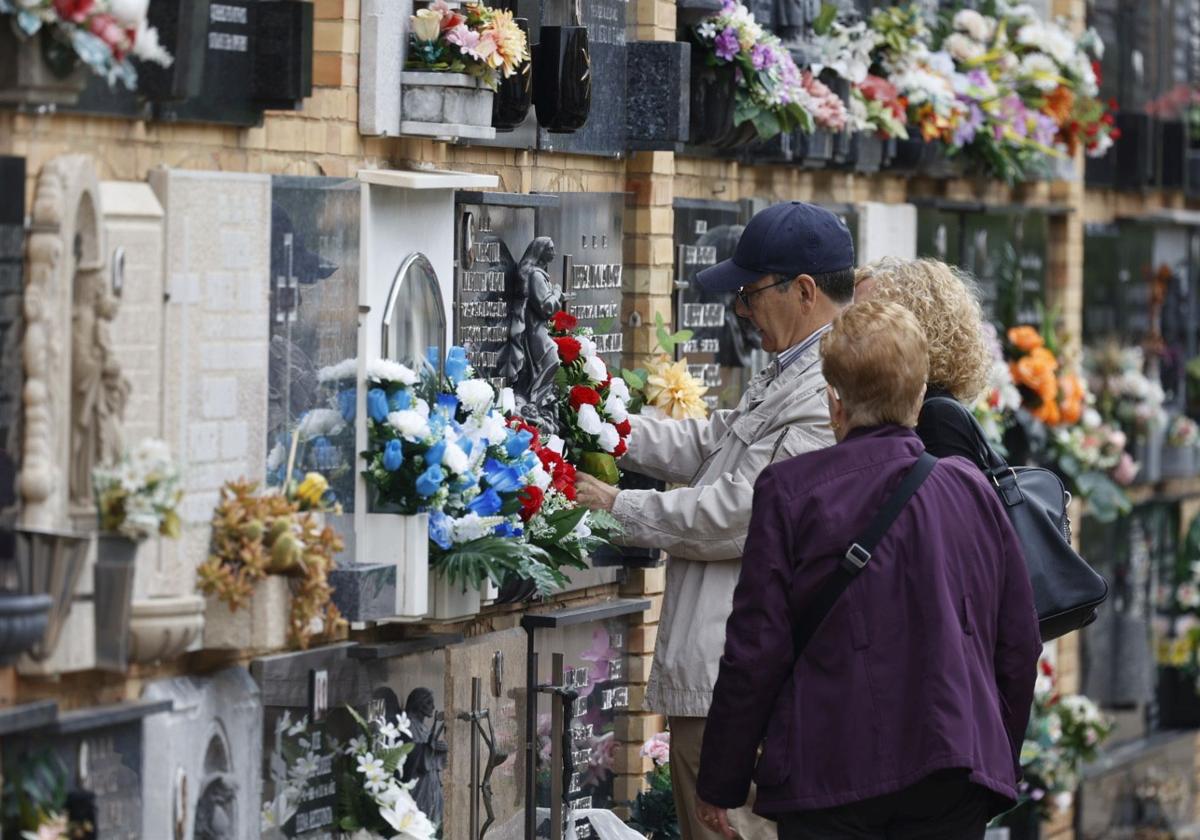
[443,441,470,474]
[413,398,430,418]
[298,409,345,441]
[576,404,603,436]
[529,465,553,491]
[953,9,994,42]
[597,422,620,453]
[452,513,501,543]
[478,412,510,447]
[316,357,358,384]
[366,358,419,386]
[607,377,630,402]
[456,379,495,415]
[577,335,598,359]
[583,355,608,384]
[945,33,984,62]
[545,435,566,455]
[499,387,516,413]
[388,410,430,441]
[604,393,628,424]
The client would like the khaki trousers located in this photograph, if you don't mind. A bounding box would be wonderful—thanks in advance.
[669,716,777,840]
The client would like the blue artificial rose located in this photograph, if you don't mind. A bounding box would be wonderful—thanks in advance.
[428,510,454,550]
[383,439,404,471]
[494,522,523,538]
[445,346,470,384]
[504,428,533,459]
[436,393,459,417]
[425,441,446,467]
[337,388,357,423]
[519,451,540,473]
[468,488,503,516]
[428,412,447,436]
[452,470,478,493]
[367,388,390,423]
[483,458,524,493]
[415,465,446,497]
[388,389,412,412]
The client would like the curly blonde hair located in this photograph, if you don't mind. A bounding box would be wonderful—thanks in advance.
[855,257,991,403]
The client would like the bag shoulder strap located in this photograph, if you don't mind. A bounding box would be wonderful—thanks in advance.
[791,451,938,658]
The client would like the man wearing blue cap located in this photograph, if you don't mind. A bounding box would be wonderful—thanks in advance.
[576,202,855,840]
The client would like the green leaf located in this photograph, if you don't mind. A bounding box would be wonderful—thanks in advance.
[622,369,646,390]
[595,317,616,334]
[813,2,838,34]
[750,109,782,141]
[518,557,567,596]
[1074,471,1132,523]
[587,509,623,537]
[543,507,588,541]
[656,323,673,356]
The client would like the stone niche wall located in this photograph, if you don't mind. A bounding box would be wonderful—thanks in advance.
[150,169,271,596]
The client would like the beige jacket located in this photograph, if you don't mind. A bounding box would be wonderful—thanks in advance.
[611,342,834,717]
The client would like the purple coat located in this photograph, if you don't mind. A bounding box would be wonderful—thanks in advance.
[697,425,1041,818]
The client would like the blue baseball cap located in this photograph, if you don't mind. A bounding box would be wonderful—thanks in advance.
[695,201,855,293]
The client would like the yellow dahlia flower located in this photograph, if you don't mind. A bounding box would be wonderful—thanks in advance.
[644,357,709,420]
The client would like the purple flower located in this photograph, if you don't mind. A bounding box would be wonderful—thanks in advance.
[1032,112,1058,147]
[714,27,740,61]
[967,69,990,88]
[751,43,774,70]
[954,101,984,145]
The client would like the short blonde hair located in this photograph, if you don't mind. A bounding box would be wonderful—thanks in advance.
[856,257,991,403]
[822,300,929,428]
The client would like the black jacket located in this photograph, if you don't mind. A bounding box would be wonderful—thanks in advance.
[917,386,988,470]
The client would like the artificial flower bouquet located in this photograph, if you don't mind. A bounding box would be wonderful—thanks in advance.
[196,478,345,649]
[1086,344,1168,438]
[627,732,679,840]
[406,0,529,90]
[92,437,183,541]
[691,0,818,140]
[0,0,172,87]
[809,5,908,139]
[335,708,437,840]
[972,322,1023,450]
[548,311,633,485]
[361,349,613,595]
[1017,658,1112,819]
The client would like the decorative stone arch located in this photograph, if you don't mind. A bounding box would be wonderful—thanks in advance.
[19,154,128,529]
[194,722,238,840]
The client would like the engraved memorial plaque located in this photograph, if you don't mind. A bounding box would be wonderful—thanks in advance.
[672,199,751,412]
[537,193,626,372]
[454,192,558,388]
[266,177,361,511]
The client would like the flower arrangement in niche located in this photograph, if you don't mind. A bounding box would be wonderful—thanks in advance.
[406,0,529,90]
[1169,414,1200,450]
[335,708,437,840]
[0,0,173,87]
[1086,344,1168,437]
[692,0,817,140]
[1,749,93,840]
[627,732,679,839]
[196,479,345,649]
[92,438,183,541]
[547,311,633,485]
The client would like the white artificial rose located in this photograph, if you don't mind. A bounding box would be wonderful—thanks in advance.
[597,422,620,453]
[583,355,608,384]
[388,410,431,441]
[546,435,566,455]
[607,377,630,402]
[530,465,553,491]
[946,33,984,62]
[604,393,628,424]
[499,387,516,413]
[443,441,470,474]
[366,358,420,386]
[413,398,431,418]
[456,379,495,415]
[576,404,603,436]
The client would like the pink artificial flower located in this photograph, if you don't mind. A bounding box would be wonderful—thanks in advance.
[446,23,481,55]
[89,13,129,57]
[1112,452,1138,486]
[640,731,671,767]
[54,0,94,23]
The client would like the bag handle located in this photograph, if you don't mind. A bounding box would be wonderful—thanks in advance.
[790,452,938,658]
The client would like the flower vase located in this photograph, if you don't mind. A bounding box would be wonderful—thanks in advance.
[492,16,533,130]
[357,512,429,619]
[14,527,90,662]
[127,595,205,664]
[0,591,52,666]
[850,133,887,174]
[1134,425,1165,485]
[794,129,834,169]
[203,575,292,651]
[688,58,756,149]
[532,19,591,133]
[428,573,482,621]
[93,534,139,672]
[0,25,87,106]
[400,71,497,140]
[1161,444,1197,480]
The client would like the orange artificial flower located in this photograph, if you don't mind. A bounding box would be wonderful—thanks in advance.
[1058,372,1085,425]
[1034,398,1061,426]
[1007,326,1044,353]
[1012,346,1059,402]
[1043,85,1075,124]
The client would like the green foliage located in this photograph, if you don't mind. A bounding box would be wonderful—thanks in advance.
[812,2,839,35]
[628,765,680,840]
[1,749,68,835]
[1074,470,1132,523]
[432,536,552,590]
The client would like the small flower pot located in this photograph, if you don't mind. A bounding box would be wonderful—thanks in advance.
[492,16,532,131]
[0,590,52,666]
[532,21,591,133]
[358,512,429,619]
[794,129,834,169]
[428,573,482,621]
[850,133,887,174]
[203,575,292,651]
[93,534,139,672]
[1134,426,1165,485]
[128,594,205,665]
[400,71,497,140]
[14,526,90,662]
[0,25,87,106]
[688,58,757,149]
[1161,444,1197,480]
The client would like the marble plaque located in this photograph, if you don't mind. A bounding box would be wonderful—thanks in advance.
[672,199,752,412]
[453,192,557,388]
[533,618,634,839]
[266,176,361,511]
[537,193,626,371]
[961,210,1048,327]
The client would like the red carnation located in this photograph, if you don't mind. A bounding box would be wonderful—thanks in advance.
[569,385,601,410]
[510,418,541,448]
[538,448,564,473]
[518,485,545,522]
[615,419,631,437]
[614,440,627,457]
[551,311,579,332]
[1040,660,1054,677]
[553,336,582,364]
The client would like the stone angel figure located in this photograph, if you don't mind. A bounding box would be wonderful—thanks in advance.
[401,688,448,827]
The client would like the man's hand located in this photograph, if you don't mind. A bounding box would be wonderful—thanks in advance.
[696,798,737,839]
[574,473,620,512]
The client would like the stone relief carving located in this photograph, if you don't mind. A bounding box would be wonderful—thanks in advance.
[19,155,125,529]
[496,236,562,433]
[402,687,448,827]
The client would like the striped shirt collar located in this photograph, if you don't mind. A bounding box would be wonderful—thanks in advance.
[777,323,832,371]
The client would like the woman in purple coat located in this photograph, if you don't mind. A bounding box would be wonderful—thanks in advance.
[695,301,1041,839]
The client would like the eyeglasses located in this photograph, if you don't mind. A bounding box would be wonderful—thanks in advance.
[735,275,793,310]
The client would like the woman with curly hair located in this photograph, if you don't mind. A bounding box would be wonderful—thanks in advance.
[855,257,993,469]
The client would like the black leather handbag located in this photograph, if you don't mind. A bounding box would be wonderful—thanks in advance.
[926,398,1109,641]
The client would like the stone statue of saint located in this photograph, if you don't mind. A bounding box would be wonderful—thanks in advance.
[496,237,563,432]
[69,270,130,507]
[401,687,448,827]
